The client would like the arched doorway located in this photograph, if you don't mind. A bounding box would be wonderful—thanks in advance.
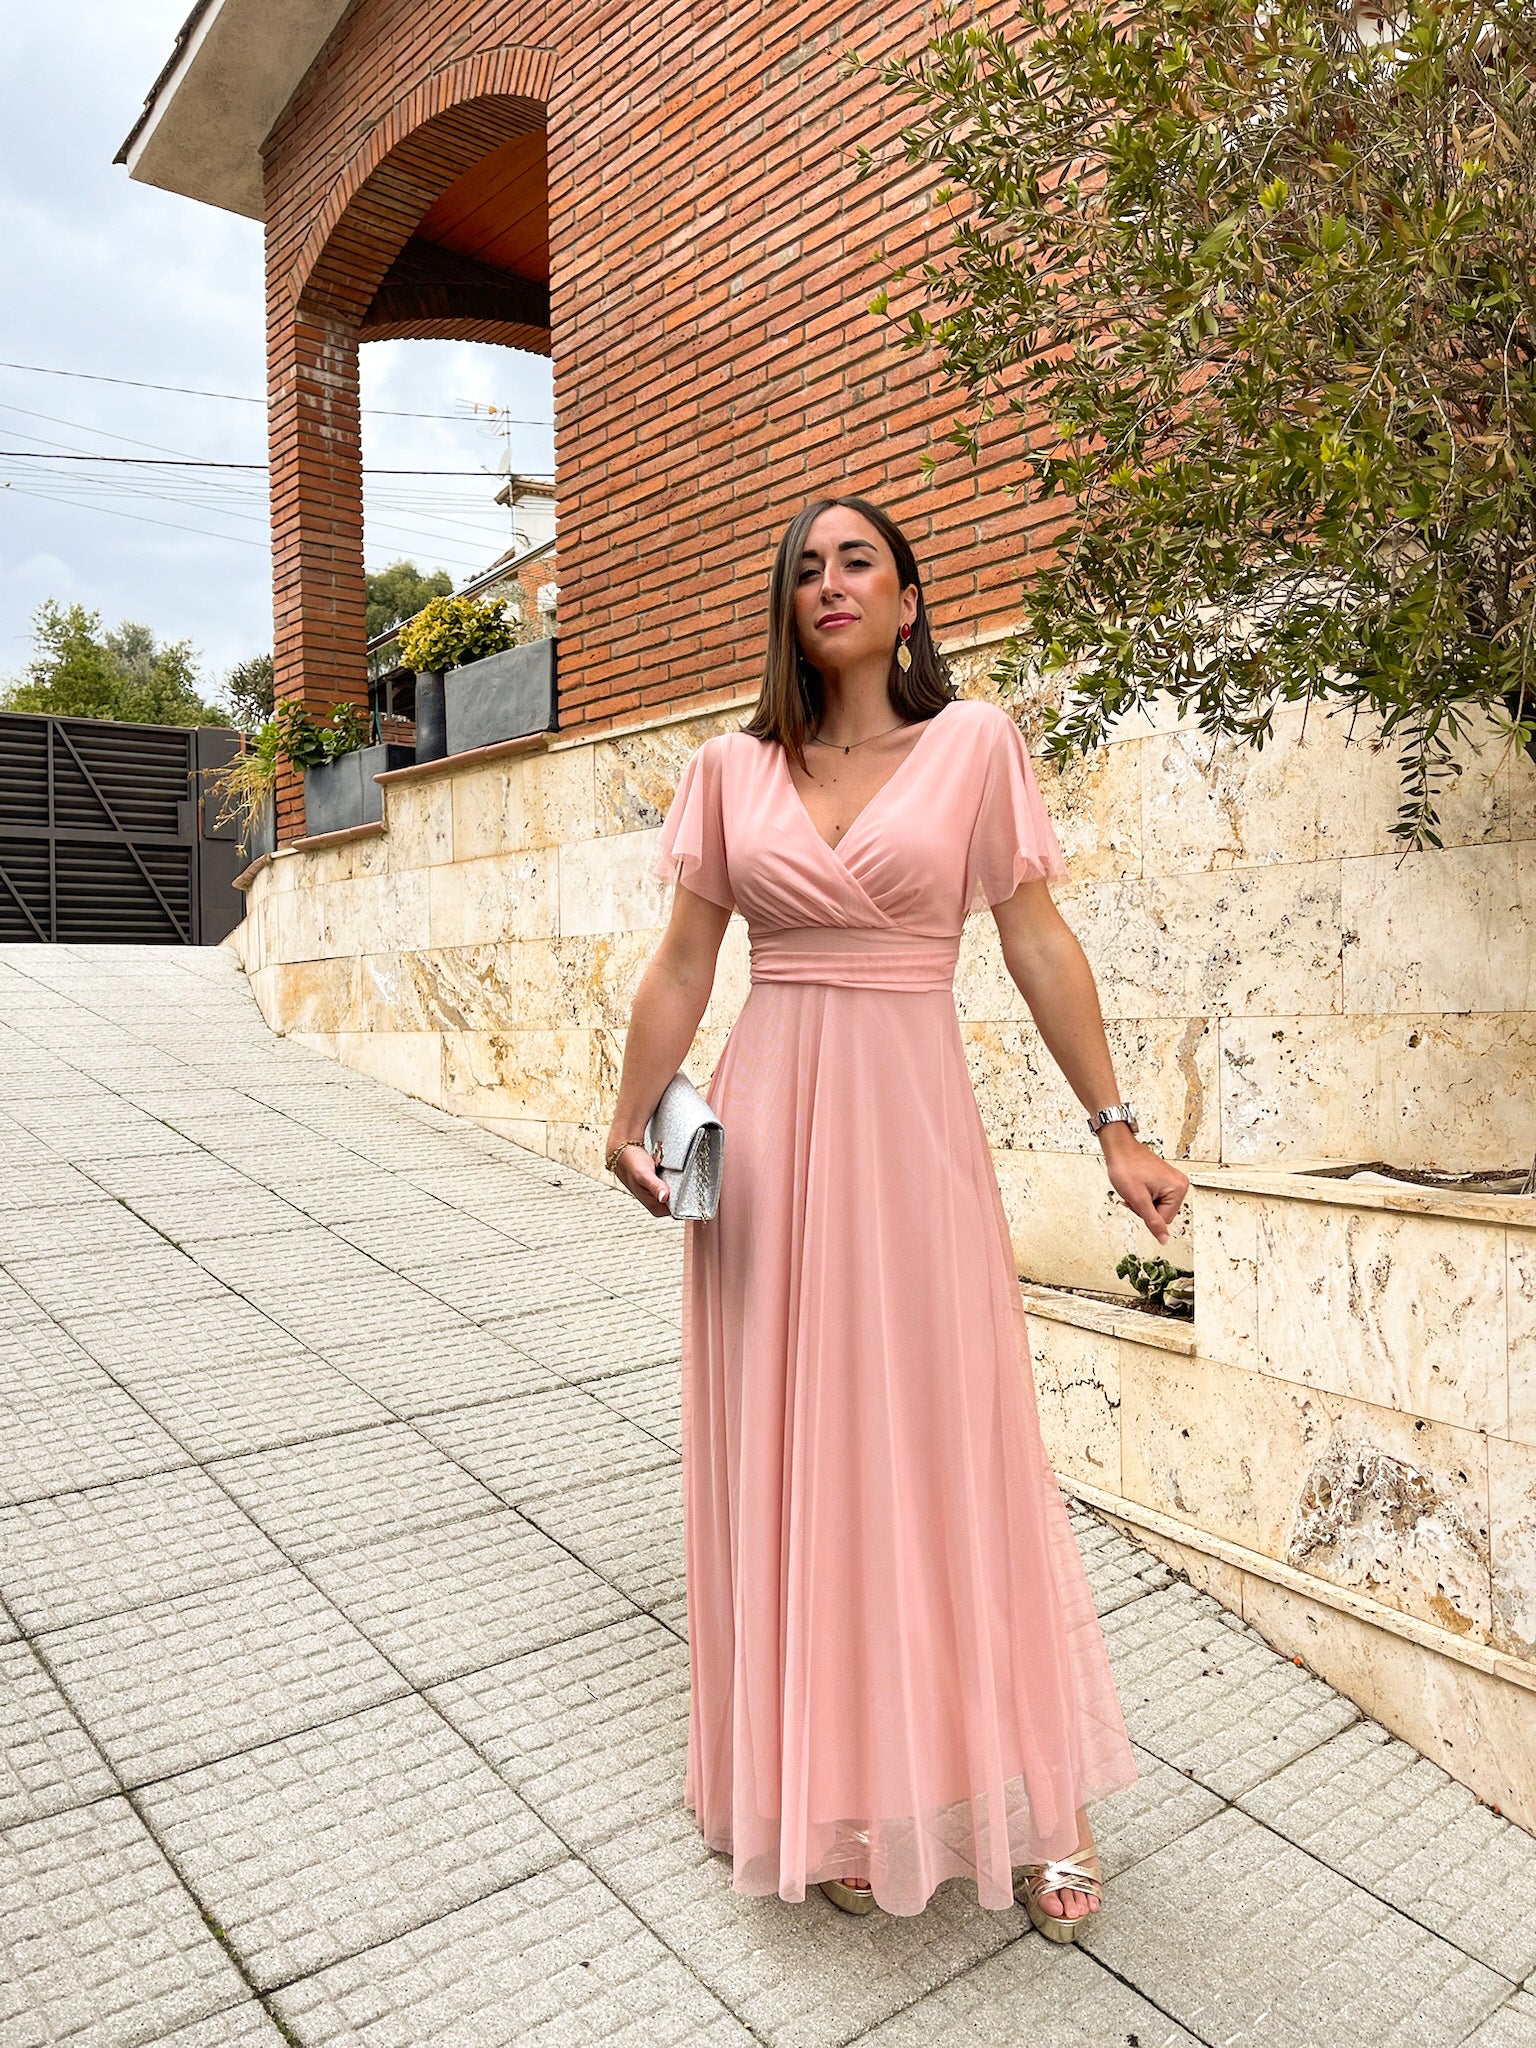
[266,61,555,839]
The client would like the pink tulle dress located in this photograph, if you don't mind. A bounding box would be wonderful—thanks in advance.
[649,695,1138,1917]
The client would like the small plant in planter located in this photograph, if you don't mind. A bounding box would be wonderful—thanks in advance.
[396,593,518,676]
[210,702,369,852]
[1116,1253,1195,1319]
[398,592,553,762]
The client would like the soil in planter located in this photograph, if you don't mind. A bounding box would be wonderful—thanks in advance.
[1313,1160,1535,1197]
[1019,1278,1194,1320]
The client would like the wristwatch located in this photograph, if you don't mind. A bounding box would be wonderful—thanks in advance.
[1087,1101,1138,1136]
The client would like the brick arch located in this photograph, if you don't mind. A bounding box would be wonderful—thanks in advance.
[265,46,559,842]
[288,45,558,319]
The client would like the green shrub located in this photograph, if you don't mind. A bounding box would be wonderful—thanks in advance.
[397,593,516,675]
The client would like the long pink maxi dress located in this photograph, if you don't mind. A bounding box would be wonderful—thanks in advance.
[649,695,1138,1918]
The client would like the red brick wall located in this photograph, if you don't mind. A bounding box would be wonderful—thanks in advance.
[262,0,1045,816]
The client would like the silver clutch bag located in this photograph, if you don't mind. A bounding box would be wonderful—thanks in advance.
[643,1071,725,1221]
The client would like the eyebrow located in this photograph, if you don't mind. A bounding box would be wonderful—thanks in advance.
[798,539,879,562]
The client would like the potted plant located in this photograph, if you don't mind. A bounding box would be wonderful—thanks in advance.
[210,701,408,846]
[398,591,557,762]
[209,720,280,861]
[285,701,412,836]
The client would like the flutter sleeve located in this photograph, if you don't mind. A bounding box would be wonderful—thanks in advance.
[650,736,736,911]
[962,707,1069,913]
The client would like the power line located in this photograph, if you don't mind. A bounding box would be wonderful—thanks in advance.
[0,451,553,477]
[0,359,551,424]
[0,482,509,575]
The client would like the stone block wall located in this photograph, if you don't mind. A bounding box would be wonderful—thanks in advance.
[233,669,1536,1295]
[1023,1170,1536,1832]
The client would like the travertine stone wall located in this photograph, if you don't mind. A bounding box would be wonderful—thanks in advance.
[1023,1169,1536,1832]
[235,672,1536,1292]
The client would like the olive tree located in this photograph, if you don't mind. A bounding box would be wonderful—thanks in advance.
[855,0,1536,843]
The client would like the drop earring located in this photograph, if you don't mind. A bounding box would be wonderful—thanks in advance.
[896,622,913,673]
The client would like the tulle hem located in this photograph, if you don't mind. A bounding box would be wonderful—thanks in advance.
[685,1749,1138,1917]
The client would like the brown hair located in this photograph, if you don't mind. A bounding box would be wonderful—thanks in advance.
[740,496,956,770]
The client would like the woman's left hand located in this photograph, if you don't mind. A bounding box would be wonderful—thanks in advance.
[1102,1137,1190,1245]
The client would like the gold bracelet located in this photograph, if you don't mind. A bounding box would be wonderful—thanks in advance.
[605,1138,649,1173]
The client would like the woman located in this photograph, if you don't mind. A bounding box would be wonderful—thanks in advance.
[604,497,1190,1930]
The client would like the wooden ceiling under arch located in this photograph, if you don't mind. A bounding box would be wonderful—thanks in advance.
[360,127,551,350]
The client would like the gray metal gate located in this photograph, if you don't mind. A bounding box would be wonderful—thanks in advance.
[0,713,244,946]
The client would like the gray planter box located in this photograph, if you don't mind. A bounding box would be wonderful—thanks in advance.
[242,793,276,865]
[303,742,414,838]
[443,638,557,757]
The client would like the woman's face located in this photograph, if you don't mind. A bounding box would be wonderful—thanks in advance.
[793,506,918,676]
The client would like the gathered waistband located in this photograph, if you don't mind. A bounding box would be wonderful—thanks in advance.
[748,924,960,992]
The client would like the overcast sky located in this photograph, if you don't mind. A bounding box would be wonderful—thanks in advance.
[0,1,555,698]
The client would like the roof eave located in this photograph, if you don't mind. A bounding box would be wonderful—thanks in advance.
[115,0,354,222]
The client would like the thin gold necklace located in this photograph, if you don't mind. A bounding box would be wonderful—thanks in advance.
[807,719,915,755]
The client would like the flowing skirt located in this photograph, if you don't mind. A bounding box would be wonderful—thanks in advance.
[680,978,1139,1917]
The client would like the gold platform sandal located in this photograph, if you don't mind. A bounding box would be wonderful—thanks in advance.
[1016,1846,1103,1943]
[819,1877,877,1915]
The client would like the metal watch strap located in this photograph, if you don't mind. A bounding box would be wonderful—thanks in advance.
[1087,1102,1138,1135]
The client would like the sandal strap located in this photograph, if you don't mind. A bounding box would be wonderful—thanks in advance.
[1023,1855,1102,1899]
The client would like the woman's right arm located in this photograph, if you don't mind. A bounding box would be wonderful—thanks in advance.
[604,882,733,1214]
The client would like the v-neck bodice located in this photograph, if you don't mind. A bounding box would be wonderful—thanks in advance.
[651,697,1068,989]
[777,704,955,863]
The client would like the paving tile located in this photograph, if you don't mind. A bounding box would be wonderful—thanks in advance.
[575,1242,690,1299]
[208,1424,495,1561]
[315,1327,559,1417]
[113,1352,393,1460]
[0,1162,104,1209]
[416,1384,678,1506]
[1070,1507,1176,1616]
[0,1202,166,1261]
[0,1468,285,1633]
[522,1462,687,1626]
[1102,1581,1360,1797]
[32,1122,204,1163]
[586,1803,1028,2048]
[120,1187,317,1245]
[1460,1993,1536,2048]
[1080,1806,1509,2048]
[181,1230,390,1299]
[0,1639,116,1826]
[256,1274,481,1352]
[77,1152,253,1201]
[431,1614,689,1850]
[0,1315,106,1380]
[4,1242,228,1320]
[0,1369,190,1508]
[406,1250,614,1325]
[272,1175,451,1226]
[268,1857,755,2046]
[482,1293,683,1384]
[588,1360,684,1452]
[1238,1718,1536,1981]
[1089,1741,1225,1878]
[40,1566,408,1786]
[138,1695,562,1989]
[851,1936,1202,2046]
[65,1295,317,1376]
[143,2004,290,2046]
[0,1796,248,2047]
[331,1209,529,1269]
[307,1508,632,1686]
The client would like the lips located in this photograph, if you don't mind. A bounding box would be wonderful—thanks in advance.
[817,613,858,628]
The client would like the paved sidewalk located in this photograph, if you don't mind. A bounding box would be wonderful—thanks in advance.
[2,944,1534,2048]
